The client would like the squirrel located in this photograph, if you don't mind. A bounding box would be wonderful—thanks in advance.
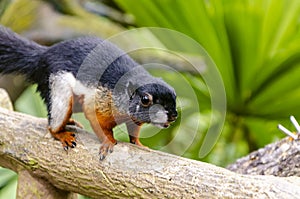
[0,26,177,160]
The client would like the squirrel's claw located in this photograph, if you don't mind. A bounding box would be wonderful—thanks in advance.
[63,141,76,151]
[53,131,77,150]
[99,140,117,160]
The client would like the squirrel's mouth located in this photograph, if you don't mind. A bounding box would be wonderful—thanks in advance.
[130,116,171,128]
[151,122,171,128]
[130,110,176,128]
[151,114,177,128]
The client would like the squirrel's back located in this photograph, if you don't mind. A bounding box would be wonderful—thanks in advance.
[41,36,145,89]
[0,25,150,91]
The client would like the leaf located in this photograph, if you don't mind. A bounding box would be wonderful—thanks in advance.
[0,168,17,199]
[15,85,47,117]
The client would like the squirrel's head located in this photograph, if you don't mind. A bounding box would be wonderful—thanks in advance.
[128,83,177,128]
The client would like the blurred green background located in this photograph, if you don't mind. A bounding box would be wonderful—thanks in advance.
[1,0,300,198]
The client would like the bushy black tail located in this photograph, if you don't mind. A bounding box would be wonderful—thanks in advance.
[0,26,47,81]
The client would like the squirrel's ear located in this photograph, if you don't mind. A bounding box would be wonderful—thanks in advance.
[126,80,136,99]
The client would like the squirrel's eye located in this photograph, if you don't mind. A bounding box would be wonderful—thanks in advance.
[141,93,152,107]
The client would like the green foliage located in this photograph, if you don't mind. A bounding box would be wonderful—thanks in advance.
[115,0,300,117]
[114,0,300,164]
[0,168,17,199]
[0,0,11,17]
[15,85,47,117]
[0,0,40,32]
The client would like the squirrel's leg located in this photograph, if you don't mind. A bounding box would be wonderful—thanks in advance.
[83,98,117,160]
[126,122,145,147]
[48,73,77,150]
[67,118,83,129]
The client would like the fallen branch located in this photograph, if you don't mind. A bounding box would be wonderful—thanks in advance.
[0,91,300,198]
[227,135,300,177]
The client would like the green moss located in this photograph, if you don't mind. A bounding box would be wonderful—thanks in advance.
[26,158,39,170]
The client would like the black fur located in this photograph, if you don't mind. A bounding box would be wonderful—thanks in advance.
[0,26,47,78]
[0,26,177,125]
[129,83,177,124]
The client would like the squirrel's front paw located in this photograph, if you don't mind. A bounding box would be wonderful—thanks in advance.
[130,138,148,148]
[99,139,117,160]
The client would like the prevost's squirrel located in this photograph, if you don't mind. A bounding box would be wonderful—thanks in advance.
[0,26,177,160]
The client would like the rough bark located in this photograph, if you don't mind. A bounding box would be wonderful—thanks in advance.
[17,169,77,199]
[0,88,13,110]
[0,92,300,198]
[227,135,300,177]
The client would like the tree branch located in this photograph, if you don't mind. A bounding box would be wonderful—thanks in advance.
[0,90,300,198]
[227,135,300,177]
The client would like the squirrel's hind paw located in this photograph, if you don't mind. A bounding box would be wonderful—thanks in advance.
[53,131,77,150]
[99,139,117,160]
